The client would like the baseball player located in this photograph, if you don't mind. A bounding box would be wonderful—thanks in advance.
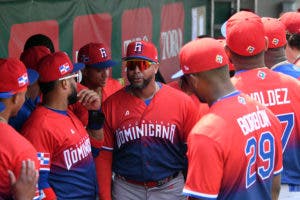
[9,46,51,131]
[97,40,200,200]
[224,11,300,199]
[21,52,103,199]
[279,12,300,66]
[261,17,300,80]
[0,58,39,199]
[70,42,123,128]
[173,37,282,200]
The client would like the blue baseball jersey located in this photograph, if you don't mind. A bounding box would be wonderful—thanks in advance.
[231,68,300,185]
[183,92,283,200]
[101,83,200,182]
[22,106,97,199]
[9,96,40,131]
[272,61,300,80]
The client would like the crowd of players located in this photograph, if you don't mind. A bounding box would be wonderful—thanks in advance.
[1,10,300,200]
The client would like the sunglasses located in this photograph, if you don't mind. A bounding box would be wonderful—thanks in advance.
[126,60,156,72]
[59,73,80,83]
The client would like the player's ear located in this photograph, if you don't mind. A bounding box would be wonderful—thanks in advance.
[60,79,69,90]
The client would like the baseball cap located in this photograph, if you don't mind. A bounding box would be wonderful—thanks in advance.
[38,51,85,83]
[0,58,29,112]
[262,17,287,49]
[172,38,229,79]
[279,12,300,34]
[225,11,266,56]
[20,45,51,71]
[78,43,117,68]
[123,41,158,63]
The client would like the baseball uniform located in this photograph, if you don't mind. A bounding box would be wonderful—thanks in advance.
[0,123,39,199]
[100,82,200,198]
[231,68,300,186]
[183,92,283,200]
[21,106,97,199]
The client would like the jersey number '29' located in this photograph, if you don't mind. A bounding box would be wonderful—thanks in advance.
[276,113,294,153]
[245,132,275,188]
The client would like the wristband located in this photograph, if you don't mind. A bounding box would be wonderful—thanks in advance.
[87,109,105,130]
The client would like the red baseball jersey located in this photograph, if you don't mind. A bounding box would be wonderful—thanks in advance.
[69,78,123,127]
[168,80,209,116]
[0,123,39,199]
[21,106,97,199]
[231,68,300,185]
[183,92,283,200]
[101,83,200,181]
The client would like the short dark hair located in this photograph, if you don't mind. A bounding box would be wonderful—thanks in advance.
[39,80,57,95]
[288,33,300,51]
[24,34,55,53]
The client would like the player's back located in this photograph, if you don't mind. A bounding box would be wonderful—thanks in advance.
[184,93,282,200]
[231,67,300,184]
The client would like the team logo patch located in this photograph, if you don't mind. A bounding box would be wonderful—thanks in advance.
[37,152,50,171]
[272,38,279,46]
[247,46,255,54]
[70,129,75,134]
[257,70,266,79]
[125,110,130,116]
[59,63,71,75]
[238,96,246,104]
[215,55,223,64]
[18,73,28,87]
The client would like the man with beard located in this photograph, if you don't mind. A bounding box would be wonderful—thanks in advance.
[96,41,200,200]
[21,52,103,200]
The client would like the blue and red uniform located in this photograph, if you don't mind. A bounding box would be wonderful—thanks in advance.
[98,83,200,198]
[21,106,97,200]
[183,92,283,200]
[231,67,300,186]
[0,122,39,199]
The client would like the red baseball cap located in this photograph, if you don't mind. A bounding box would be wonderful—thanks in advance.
[20,45,51,71]
[123,41,158,63]
[172,38,229,79]
[38,51,85,83]
[225,11,266,56]
[217,39,235,71]
[262,17,287,49]
[78,43,117,68]
[0,58,29,100]
[279,12,300,34]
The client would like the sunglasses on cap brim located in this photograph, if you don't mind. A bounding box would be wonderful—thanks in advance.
[126,60,156,71]
[58,73,80,83]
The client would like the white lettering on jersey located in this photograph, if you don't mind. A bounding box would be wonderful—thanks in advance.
[115,122,176,148]
[249,88,290,107]
[237,106,271,135]
[63,136,91,170]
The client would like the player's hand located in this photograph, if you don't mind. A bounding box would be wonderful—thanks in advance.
[8,159,39,200]
[77,89,101,110]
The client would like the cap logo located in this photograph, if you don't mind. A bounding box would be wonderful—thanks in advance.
[183,65,190,71]
[134,42,143,53]
[247,46,255,54]
[18,73,29,87]
[272,38,279,46]
[80,54,89,63]
[59,63,71,75]
[99,48,107,58]
[215,55,223,64]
